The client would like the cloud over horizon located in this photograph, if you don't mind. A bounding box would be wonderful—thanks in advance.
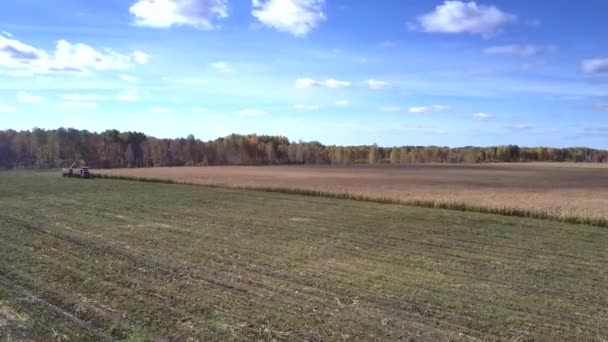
[129,0,228,29]
[416,1,515,36]
[252,0,326,37]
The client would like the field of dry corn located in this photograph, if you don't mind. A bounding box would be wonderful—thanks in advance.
[97,163,608,223]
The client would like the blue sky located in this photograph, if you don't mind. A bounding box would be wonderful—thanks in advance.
[0,0,607,148]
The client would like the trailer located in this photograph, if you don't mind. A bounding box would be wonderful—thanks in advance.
[62,163,91,178]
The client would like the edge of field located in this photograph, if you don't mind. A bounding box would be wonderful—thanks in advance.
[92,173,608,228]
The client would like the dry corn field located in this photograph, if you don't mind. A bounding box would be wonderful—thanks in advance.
[97,163,608,224]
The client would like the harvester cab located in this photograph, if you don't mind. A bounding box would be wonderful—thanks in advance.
[62,163,91,178]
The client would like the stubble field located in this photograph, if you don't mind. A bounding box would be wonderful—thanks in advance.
[97,163,608,224]
[0,171,607,341]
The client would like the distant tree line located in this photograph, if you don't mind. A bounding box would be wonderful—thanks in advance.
[1,128,607,169]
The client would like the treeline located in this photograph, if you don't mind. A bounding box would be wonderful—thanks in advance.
[1,128,607,169]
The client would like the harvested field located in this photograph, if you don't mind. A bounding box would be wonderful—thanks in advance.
[97,164,608,224]
[1,171,607,341]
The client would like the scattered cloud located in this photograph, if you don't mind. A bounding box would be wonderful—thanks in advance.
[525,19,541,27]
[472,112,495,120]
[252,0,326,37]
[409,105,450,113]
[589,103,608,112]
[581,58,608,75]
[379,40,398,48]
[295,77,351,89]
[60,94,104,101]
[293,104,320,110]
[133,51,150,64]
[17,91,46,103]
[120,74,137,83]
[210,61,231,72]
[58,102,97,109]
[509,123,532,131]
[116,89,139,101]
[184,106,209,113]
[295,78,317,88]
[584,127,608,136]
[324,79,351,88]
[484,44,556,56]
[148,107,175,113]
[53,40,131,71]
[1,31,13,37]
[0,35,133,75]
[335,100,349,107]
[0,105,15,112]
[207,113,229,119]
[233,108,268,116]
[0,35,47,61]
[5,70,34,77]
[129,0,228,29]
[415,1,515,36]
[380,106,401,112]
[366,79,390,90]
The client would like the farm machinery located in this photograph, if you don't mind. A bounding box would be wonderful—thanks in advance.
[62,163,91,178]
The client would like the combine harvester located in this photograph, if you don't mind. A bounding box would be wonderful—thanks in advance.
[62,163,91,178]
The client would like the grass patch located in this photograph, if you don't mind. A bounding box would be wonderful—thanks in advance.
[1,171,606,340]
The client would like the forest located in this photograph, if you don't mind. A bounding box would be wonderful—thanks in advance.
[1,128,607,169]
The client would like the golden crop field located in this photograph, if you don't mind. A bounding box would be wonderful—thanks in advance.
[97,163,608,224]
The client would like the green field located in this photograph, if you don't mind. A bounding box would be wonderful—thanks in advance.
[0,171,607,341]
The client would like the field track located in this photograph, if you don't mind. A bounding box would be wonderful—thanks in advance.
[97,164,608,226]
[0,171,607,341]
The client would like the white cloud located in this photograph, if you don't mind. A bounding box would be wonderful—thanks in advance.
[324,79,350,88]
[184,106,209,113]
[0,35,47,64]
[17,91,46,103]
[0,36,133,75]
[129,0,228,29]
[207,113,229,119]
[133,50,150,64]
[590,104,608,112]
[52,40,130,71]
[293,104,320,110]
[210,61,231,72]
[380,106,401,112]
[366,79,390,90]
[409,105,451,113]
[148,107,175,113]
[295,77,351,89]
[120,74,137,83]
[1,31,13,37]
[0,105,15,112]
[116,89,139,101]
[5,70,34,77]
[472,112,495,120]
[252,0,326,37]
[295,78,317,88]
[233,109,268,116]
[416,1,515,36]
[510,123,531,130]
[60,94,104,101]
[581,58,608,75]
[335,100,349,107]
[483,44,556,56]
[379,41,398,48]
[58,102,97,109]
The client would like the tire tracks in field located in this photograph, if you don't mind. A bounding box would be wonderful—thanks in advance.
[1,214,480,340]
[0,274,114,341]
